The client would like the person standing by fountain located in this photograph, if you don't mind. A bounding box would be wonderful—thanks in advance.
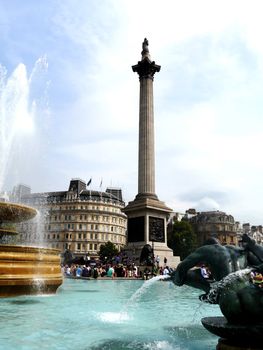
[155,255,160,268]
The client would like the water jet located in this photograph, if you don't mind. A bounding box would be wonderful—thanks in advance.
[0,61,62,297]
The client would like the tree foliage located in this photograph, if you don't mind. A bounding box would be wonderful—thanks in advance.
[167,220,197,260]
[99,241,118,263]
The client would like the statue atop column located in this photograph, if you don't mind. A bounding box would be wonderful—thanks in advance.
[141,38,151,60]
[133,38,160,79]
[142,38,149,53]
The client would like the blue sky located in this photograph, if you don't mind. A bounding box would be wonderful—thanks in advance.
[1,0,263,224]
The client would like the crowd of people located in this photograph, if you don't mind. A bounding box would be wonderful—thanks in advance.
[62,255,173,280]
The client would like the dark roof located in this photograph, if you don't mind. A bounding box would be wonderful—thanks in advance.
[190,210,235,224]
[20,180,124,206]
[22,189,124,206]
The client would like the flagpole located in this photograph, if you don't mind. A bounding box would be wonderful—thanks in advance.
[99,178,103,201]
[87,178,92,201]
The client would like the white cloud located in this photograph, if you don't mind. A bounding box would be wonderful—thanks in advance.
[1,0,263,224]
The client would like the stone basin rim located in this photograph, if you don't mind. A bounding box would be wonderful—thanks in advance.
[0,244,61,254]
[202,316,263,342]
[0,201,37,223]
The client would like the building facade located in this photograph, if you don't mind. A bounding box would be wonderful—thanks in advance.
[238,223,263,245]
[186,210,238,246]
[17,179,127,259]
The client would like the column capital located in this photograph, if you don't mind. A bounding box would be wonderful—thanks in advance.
[132,38,161,80]
[132,59,161,80]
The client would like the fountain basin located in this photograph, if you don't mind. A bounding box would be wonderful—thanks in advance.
[0,202,37,223]
[0,202,62,297]
[0,279,219,350]
[0,244,62,297]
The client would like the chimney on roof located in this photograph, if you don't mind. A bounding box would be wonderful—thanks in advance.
[68,179,86,195]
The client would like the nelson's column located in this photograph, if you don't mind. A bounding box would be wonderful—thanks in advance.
[123,39,180,267]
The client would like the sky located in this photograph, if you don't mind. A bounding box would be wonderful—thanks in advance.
[1,0,263,225]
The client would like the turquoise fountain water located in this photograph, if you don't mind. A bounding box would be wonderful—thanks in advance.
[0,278,220,350]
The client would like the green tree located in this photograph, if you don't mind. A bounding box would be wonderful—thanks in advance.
[167,220,197,260]
[99,241,118,263]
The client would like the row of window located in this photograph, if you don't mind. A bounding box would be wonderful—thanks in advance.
[47,223,125,234]
[52,204,122,213]
[64,242,98,251]
[52,214,124,224]
[21,232,126,244]
[44,232,125,243]
[76,243,97,251]
[198,224,235,232]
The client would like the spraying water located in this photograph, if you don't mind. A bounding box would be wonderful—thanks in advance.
[127,275,171,306]
[97,275,171,324]
[205,268,252,304]
[0,57,48,193]
[0,58,50,249]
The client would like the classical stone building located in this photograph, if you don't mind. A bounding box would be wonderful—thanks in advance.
[16,179,127,258]
[239,223,263,245]
[187,210,238,246]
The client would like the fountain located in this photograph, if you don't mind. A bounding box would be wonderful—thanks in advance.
[0,61,62,297]
[0,201,62,297]
[170,235,263,350]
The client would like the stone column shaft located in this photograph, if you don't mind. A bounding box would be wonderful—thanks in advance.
[138,77,155,196]
[132,39,160,200]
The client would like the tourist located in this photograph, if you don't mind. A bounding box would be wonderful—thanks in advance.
[70,264,76,276]
[122,266,127,277]
[93,266,99,279]
[143,267,151,280]
[115,255,121,264]
[107,265,115,278]
[200,265,210,279]
[155,255,160,268]
[87,265,92,276]
[252,272,263,288]
[65,265,71,276]
[100,266,107,277]
[76,265,82,277]
[82,265,89,277]
[115,264,125,277]
[133,263,138,277]
[163,266,170,275]
[164,257,167,265]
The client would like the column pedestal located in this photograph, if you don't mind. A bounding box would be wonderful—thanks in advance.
[123,197,180,268]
